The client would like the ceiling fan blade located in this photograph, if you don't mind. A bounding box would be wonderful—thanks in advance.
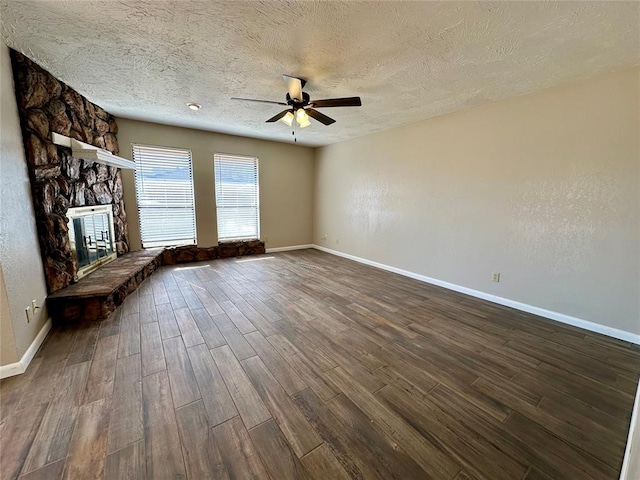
[306,108,336,126]
[265,110,291,123]
[311,97,362,108]
[282,74,305,102]
[231,97,288,106]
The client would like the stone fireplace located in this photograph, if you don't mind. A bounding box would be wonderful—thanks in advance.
[10,50,129,294]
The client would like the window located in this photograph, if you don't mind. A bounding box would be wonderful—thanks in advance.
[133,144,196,248]
[214,154,259,241]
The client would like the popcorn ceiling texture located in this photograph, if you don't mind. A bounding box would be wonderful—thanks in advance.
[0,1,638,146]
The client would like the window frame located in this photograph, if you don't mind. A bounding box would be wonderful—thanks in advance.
[132,143,197,248]
[213,153,260,242]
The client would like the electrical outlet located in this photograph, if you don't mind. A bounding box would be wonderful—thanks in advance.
[321,234,327,240]
[492,272,500,282]
[25,306,31,323]
[32,299,40,312]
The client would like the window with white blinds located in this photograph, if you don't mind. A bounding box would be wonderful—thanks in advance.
[133,144,196,248]
[214,154,259,241]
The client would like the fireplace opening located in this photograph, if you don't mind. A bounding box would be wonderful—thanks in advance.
[67,205,117,280]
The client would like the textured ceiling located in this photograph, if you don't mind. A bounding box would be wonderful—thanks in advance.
[1,1,639,147]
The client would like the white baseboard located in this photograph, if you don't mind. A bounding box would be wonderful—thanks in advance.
[266,244,314,253]
[0,359,23,379]
[312,245,640,345]
[0,318,52,379]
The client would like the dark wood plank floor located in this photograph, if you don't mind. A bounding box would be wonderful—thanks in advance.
[2,249,639,479]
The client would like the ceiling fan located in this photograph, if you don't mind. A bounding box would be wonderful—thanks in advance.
[232,75,362,128]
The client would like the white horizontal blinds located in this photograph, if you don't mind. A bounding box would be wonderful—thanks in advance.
[133,144,196,248]
[214,154,259,241]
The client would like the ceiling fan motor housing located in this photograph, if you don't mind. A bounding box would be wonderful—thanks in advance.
[286,91,310,109]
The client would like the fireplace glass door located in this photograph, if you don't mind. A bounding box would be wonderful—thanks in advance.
[67,205,117,279]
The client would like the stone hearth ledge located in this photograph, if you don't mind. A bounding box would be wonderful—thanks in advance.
[46,240,266,323]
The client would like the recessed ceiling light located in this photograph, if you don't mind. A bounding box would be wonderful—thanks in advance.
[187,102,201,111]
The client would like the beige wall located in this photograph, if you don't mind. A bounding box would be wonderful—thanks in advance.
[116,119,314,251]
[0,42,49,366]
[314,68,640,336]
[0,264,19,365]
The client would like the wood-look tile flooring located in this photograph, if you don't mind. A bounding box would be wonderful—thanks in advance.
[2,249,639,480]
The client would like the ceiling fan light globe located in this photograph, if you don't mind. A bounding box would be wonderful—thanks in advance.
[298,117,311,128]
[296,109,309,122]
[281,111,294,127]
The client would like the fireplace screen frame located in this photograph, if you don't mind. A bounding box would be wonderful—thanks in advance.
[67,205,117,280]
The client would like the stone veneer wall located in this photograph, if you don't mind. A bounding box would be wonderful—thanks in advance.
[10,50,129,294]
[161,240,266,265]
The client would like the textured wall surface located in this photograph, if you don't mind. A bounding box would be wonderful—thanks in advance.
[116,118,314,251]
[0,42,49,361]
[0,263,19,365]
[314,68,640,335]
[10,51,128,293]
[1,1,638,146]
